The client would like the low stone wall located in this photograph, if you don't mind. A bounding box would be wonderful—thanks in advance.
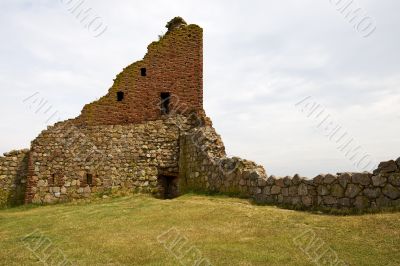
[179,123,400,211]
[0,149,29,208]
[251,165,400,210]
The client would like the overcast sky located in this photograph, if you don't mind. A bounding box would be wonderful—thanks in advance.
[0,0,399,177]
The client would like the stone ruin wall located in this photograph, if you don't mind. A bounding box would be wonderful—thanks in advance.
[179,122,400,211]
[1,113,400,212]
[0,149,29,207]
[22,19,205,204]
[24,116,196,204]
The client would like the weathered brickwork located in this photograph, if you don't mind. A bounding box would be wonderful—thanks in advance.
[0,149,29,207]
[74,18,203,126]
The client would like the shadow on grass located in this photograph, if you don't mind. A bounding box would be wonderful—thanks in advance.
[180,190,400,216]
[2,189,400,217]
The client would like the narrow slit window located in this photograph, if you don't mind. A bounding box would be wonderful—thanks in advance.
[117,91,124,101]
[141,68,147,76]
[160,92,171,115]
[86,174,93,186]
[50,174,55,185]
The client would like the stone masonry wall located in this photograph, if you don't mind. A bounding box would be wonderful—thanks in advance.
[74,21,203,126]
[178,122,268,196]
[250,160,400,210]
[25,115,193,204]
[0,149,29,208]
[179,121,400,211]
[3,110,400,212]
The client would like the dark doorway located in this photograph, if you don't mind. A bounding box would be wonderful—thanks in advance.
[157,175,179,199]
[160,92,171,115]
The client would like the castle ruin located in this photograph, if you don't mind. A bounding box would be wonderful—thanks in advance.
[1,17,400,212]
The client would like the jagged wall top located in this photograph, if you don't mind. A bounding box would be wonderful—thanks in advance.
[74,18,203,126]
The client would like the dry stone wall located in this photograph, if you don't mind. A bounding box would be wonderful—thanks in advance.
[25,116,193,204]
[178,122,400,211]
[251,167,400,210]
[0,149,29,208]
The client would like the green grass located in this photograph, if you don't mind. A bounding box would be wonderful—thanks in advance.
[0,194,399,265]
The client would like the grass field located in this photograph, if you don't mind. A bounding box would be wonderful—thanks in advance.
[0,194,399,266]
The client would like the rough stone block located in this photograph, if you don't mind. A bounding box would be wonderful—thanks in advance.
[301,196,312,207]
[388,174,400,186]
[323,196,337,205]
[354,196,370,209]
[263,186,271,195]
[338,198,351,207]
[323,174,336,184]
[376,196,391,207]
[283,176,292,186]
[363,188,381,199]
[351,172,371,186]
[372,175,387,187]
[271,185,281,195]
[275,179,285,188]
[382,184,400,200]
[374,160,398,175]
[345,184,361,198]
[266,176,276,185]
[331,184,344,198]
[298,183,308,196]
[314,174,325,184]
[317,185,329,196]
[292,174,301,185]
[289,186,298,196]
[282,188,289,197]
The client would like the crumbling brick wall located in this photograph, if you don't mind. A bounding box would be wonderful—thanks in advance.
[0,149,29,208]
[74,21,203,126]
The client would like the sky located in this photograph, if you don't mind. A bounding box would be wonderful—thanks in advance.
[0,0,399,177]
